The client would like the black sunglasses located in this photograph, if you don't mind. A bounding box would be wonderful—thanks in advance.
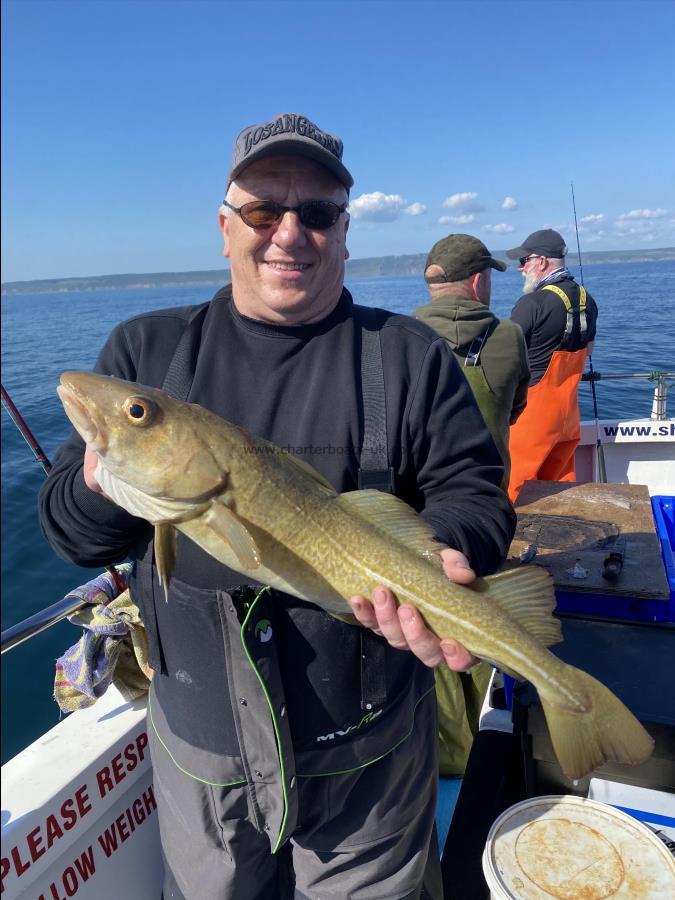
[519,254,540,267]
[222,199,347,230]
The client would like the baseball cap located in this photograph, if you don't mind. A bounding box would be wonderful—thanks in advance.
[228,112,353,189]
[506,229,567,260]
[424,234,507,284]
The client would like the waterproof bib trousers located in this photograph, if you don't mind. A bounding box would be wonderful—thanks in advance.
[508,285,588,503]
[435,330,501,776]
[462,364,511,490]
[145,301,442,900]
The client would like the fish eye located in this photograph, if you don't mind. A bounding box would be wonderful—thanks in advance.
[123,396,156,426]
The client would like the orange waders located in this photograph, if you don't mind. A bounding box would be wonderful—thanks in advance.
[508,284,588,503]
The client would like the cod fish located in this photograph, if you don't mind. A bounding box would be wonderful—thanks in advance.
[57,371,654,780]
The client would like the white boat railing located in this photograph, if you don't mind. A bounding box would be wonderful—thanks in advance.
[581,370,674,420]
[1,590,95,654]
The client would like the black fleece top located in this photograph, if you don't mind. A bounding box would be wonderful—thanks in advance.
[511,277,598,385]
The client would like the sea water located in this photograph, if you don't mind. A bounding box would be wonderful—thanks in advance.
[2,262,674,761]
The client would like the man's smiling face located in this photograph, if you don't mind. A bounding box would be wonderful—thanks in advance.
[220,156,349,325]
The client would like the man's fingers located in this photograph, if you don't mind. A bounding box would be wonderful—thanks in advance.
[443,562,476,585]
[83,447,103,493]
[347,595,378,629]
[372,588,409,649]
[348,588,409,650]
[349,586,478,671]
[440,638,480,672]
[397,605,444,667]
[440,548,476,584]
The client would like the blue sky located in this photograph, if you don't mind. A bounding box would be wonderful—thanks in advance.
[2,0,674,282]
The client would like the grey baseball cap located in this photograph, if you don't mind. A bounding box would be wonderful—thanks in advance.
[506,229,567,260]
[424,234,507,284]
[228,112,353,189]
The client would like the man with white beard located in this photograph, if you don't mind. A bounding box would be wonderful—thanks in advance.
[505,229,598,501]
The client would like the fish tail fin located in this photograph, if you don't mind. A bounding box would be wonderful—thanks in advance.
[541,666,654,780]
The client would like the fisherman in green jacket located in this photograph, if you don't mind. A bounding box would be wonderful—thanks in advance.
[414,234,530,776]
[415,234,530,488]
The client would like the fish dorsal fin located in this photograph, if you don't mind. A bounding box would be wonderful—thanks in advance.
[471,566,561,648]
[206,499,261,570]
[154,524,177,601]
[262,440,336,494]
[337,490,445,562]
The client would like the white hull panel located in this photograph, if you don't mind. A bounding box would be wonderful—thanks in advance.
[1,686,161,899]
[576,418,675,494]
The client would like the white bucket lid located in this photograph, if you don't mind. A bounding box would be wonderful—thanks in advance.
[482,795,675,899]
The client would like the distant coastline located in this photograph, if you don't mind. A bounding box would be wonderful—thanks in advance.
[2,247,674,296]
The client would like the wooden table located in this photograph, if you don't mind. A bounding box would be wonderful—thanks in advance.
[508,481,670,600]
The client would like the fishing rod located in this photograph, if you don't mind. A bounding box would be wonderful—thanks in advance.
[571,183,607,483]
[1,384,52,475]
[1,383,127,593]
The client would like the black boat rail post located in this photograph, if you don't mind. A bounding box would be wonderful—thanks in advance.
[571,182,607,482]
[1,383,127,654]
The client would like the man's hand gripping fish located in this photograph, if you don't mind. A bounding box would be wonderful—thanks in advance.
[57,371,654,781]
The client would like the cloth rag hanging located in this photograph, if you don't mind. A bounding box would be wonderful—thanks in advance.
[54,564,152,712]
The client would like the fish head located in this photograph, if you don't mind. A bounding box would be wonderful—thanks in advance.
[58,371,228,503]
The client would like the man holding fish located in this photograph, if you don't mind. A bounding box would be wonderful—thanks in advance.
[39,113,539,898]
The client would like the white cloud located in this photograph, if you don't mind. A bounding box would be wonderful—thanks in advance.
[350,192,413,222]
[404,202,427,216]
[580,213,605,224]
[543,223,571,234]
[501,196,518,211]
[607,211,675,246]
[438,213,476,225]
[442,191,483,212]
[582,231,608,244]
[613,219,655,237]
[617,207,668,220]
[483,223,515,234]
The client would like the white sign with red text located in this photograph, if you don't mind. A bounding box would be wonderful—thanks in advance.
[2,687,163,899]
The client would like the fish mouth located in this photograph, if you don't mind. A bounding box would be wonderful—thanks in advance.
[57,382,108,453]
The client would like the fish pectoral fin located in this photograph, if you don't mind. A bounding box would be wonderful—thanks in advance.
[472,566,562,648]
[337,491,445,561]
[206,501,261,570]
[154,523,177,601]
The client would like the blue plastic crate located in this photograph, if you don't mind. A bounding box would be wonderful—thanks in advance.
[554,495,675,624]
[651,495,675,599]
